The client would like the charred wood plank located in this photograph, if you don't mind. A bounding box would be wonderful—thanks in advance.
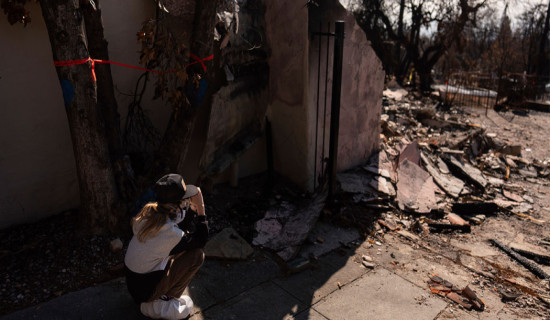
[428,223,471,233]
[452,202,499,217]
[444,155,487,190]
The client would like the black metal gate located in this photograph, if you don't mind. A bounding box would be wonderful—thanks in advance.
[311,21,344,198]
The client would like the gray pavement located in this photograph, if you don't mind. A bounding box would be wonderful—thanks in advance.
[1,223,458,320]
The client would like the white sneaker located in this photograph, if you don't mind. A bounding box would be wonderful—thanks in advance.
[140,295,193,319]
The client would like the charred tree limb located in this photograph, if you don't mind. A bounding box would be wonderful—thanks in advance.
[511,248,550,266]
[490,239,550,279]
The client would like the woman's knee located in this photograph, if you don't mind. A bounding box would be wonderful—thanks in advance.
[175,248,204,267]
[189,248,205,266]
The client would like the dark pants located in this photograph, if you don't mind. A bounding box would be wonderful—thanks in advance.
[148,248,205,301]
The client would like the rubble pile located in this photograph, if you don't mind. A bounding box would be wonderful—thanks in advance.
[334,90,549,235]
[330,88,550,313]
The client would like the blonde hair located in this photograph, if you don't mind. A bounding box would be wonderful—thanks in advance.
[132,202,176,242]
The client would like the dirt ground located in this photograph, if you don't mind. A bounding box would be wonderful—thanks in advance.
[1,93,550,318]
[428,106,550,318]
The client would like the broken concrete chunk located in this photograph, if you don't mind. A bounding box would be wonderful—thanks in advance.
[369,176,396,197]
[519,168,538,178]
[368,149,398,182]
[445,155,487,189]
[437,157,451,174]
[502,189,524,203]
[383,86,408,101]
[398,141,421,166]
[396,160,437,214]
[420,152,464,199]
[363,166,392,179]
[252,194,326,261]
[487,177,505,187]
[513,202,533,214]
[204,227,254,260]
[397,230,420,242]
[362,255,374,262]
[362,261,375,269]
[493,198,518,209]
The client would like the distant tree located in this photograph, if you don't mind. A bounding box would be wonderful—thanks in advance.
[352,0,488,92]
[434,6,497,76]
[537,0,550,79]
[481,5,523,75]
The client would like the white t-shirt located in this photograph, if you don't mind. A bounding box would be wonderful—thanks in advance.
[125,218,185,273]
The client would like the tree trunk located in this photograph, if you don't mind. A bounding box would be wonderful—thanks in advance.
[157,0,222,175]
[40,0,119,234]
[392,0,405,76]
[417,66,433,93]
[81,0,122,157]
[538,0,550,79]
[81,0,137,215]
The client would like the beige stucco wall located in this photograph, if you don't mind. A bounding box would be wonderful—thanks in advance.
[307,0,383,191]
[0,1,168,228]
[265,1,311,190]
[323,1,384,172]
[267,0,384,192]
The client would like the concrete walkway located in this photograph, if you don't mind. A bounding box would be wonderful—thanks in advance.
[1,222,458,320]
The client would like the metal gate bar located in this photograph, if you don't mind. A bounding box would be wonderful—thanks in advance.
[311,20,345,199]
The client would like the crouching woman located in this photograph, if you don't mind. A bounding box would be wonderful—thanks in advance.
[124,173,208,319]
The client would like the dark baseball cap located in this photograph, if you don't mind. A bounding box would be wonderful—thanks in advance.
[153,173,198,204]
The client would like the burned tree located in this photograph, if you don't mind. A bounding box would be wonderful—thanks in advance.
[2,0,222,234]
[352,0,487,92]
[38,0,122,234]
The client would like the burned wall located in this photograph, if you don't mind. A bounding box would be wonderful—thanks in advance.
[200,0,270,181]
[265,1,311,190]
[308,0,384,188]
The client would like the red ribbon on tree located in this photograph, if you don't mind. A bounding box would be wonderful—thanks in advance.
[53,54,214,82]
[187,53,214,71]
